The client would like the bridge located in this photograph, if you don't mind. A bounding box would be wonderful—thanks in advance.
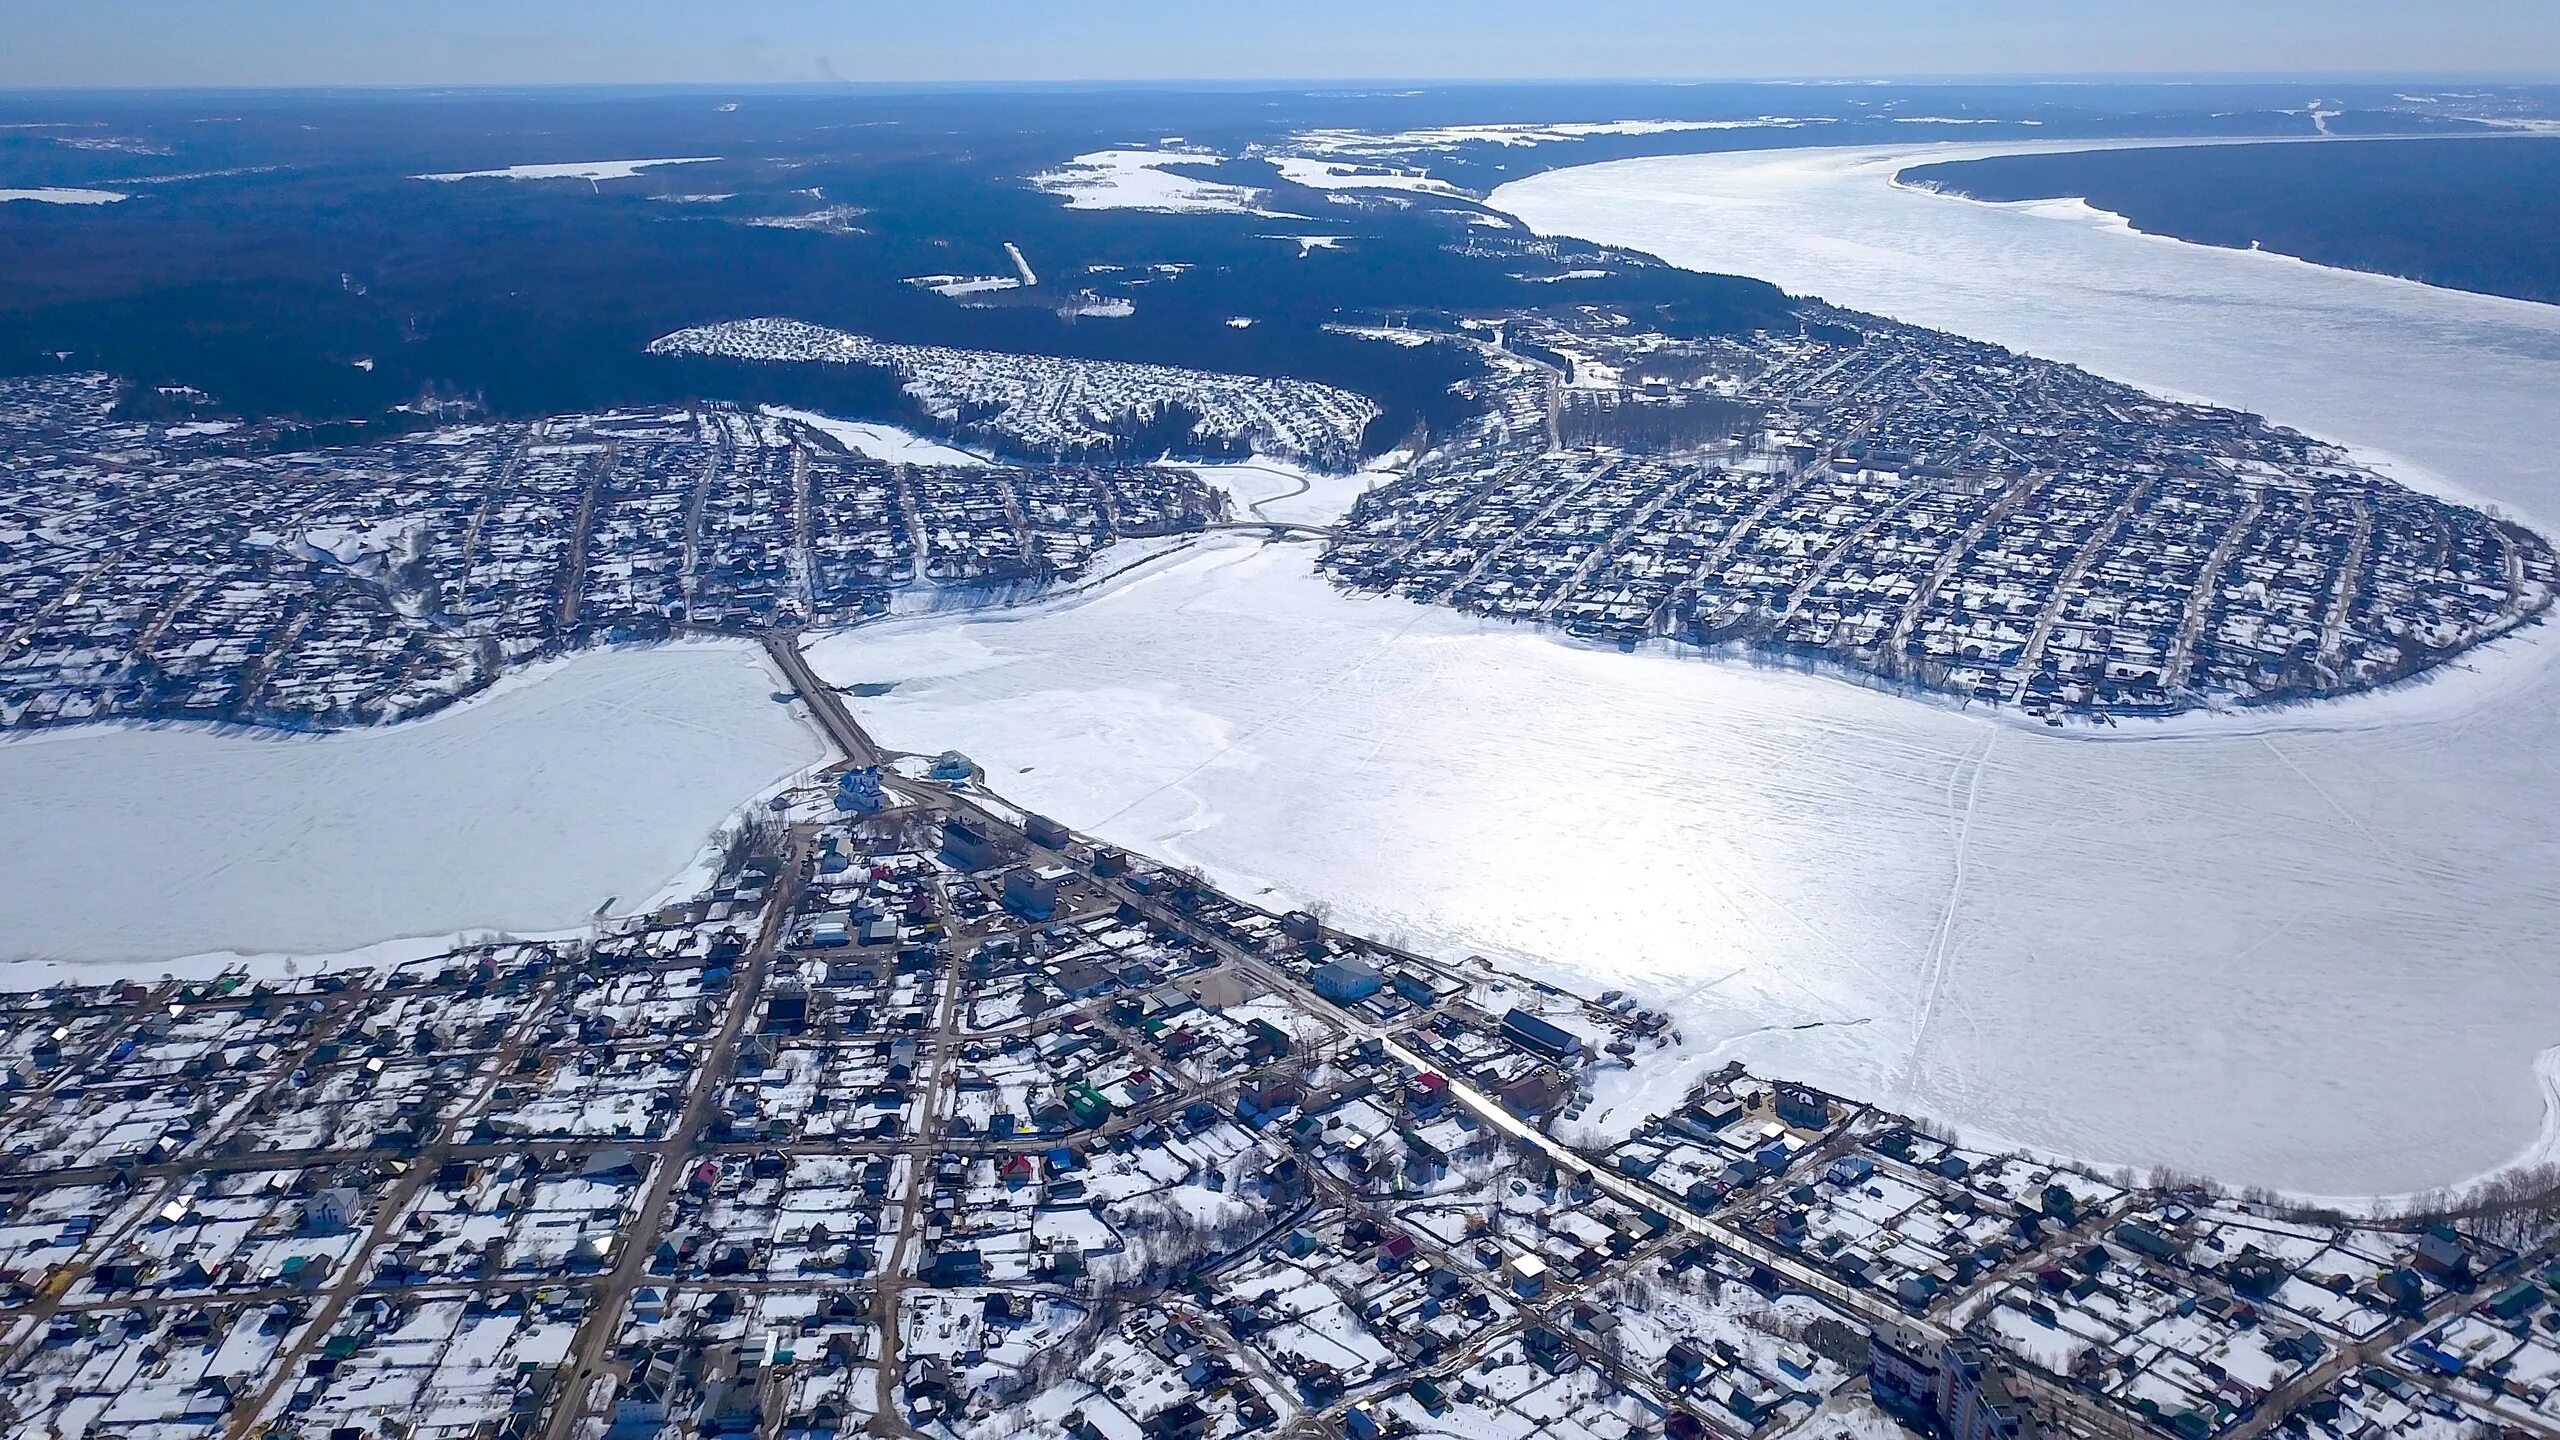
[761,630,883,767]
[1199,519,1337,541]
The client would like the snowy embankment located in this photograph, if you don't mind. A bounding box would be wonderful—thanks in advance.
[0,640,825,976]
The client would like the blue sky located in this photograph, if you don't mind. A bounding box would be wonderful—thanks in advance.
[4,0,2556,88]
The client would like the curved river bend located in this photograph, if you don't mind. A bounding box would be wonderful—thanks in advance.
[1474,141,2560,1197]
[8,141,2558,1200]
[804,140,2560,1200]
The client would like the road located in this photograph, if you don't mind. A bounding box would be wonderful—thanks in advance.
[755,631,2521,1440]
[538,829,810,1440]
[764,630,882,767]
[1200,520,1337,540]
[865,912,968,1439]
[762,628,1920,1347]
[227,980,559,1439]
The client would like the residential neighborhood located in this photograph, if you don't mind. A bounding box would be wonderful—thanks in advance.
[1321,309,2554,721]
[646,319,1384,473]
[0,374,1228,732]
[7,724,2556,1440]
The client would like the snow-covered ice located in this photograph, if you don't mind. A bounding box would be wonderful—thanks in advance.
[1492,139,2560,530]
[798,141,2560,1199]
[1184,451,1397,527]
[0,641,824,970]
[14,133,2560,1201]
[796,534,2560,1200]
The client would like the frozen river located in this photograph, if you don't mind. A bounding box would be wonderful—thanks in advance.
[805,142,2560,1200]
[9,137,2557,1197]
[0,641,824,979]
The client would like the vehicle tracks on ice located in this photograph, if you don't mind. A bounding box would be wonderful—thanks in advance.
[1900,727,1995,1101]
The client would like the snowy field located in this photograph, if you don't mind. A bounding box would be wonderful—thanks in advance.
[0,187,128,204]
[1028,148,1300,218]
[801,141,2560,1200]
[1266,156,1463,197]
[765,407,993,466]
[0,641,824,974]
[414,157,720,183]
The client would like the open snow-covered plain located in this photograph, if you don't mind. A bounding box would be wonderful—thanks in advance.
[0,187,129,204]
[806,142,2560,1200]
[414,157,721,183]
[0,641,824,976]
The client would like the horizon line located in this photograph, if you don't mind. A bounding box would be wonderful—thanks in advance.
[4,70,2559,99]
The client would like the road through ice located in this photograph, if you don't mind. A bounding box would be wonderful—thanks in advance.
[0,641,825,970]
[813,146,2560,1199]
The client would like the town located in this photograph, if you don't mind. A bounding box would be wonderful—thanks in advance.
[7,283,2548,739]
[5,666,2558,1440]
[0,374,1229,732]
[1321,306,2554,722]
[646,320,1384,473]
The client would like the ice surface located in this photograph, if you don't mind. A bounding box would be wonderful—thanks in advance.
[1493,140,2560,525]
[0,641,824,970]
[799,146,2560,1197]
[1184,451,1399,527]
[13,136,2559,1202]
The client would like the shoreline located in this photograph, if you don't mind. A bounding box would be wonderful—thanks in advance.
[1893,134,2560,315]
[10,132,2560,1205]
[0,638,829,970]
[8,527,2554,1209]
[795,539,2560,1203]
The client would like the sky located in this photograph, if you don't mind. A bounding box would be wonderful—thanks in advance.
[2,0,2556,88]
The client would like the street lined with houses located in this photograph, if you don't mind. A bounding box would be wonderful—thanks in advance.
[8,633,2556,1440]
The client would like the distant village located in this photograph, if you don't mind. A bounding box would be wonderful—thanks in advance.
[6,740,2558,1440]
[646,320,1384,474]
[1322,307,2554,723]
[0,375,1228,732]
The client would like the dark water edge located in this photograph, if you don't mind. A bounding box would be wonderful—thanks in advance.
[1902,137,2560,308]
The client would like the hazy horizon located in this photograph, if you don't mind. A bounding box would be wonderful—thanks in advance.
[4,0,2556,90]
